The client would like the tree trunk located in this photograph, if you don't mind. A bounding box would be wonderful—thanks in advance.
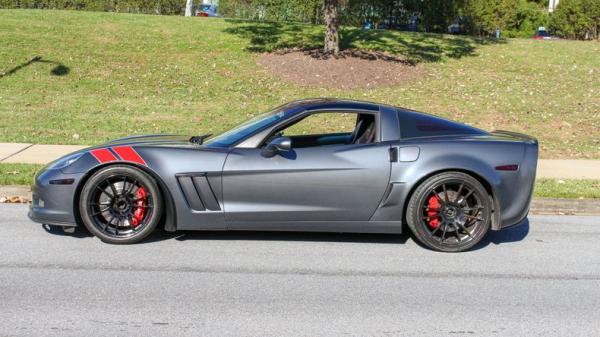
[185,0,194,17]
[323,0,339,55]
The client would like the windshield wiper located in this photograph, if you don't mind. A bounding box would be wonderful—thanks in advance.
[189,134,212,145]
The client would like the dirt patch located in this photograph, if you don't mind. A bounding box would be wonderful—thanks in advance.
[257,49,422,89]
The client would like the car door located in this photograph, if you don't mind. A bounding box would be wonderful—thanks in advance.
[221,111,392,225]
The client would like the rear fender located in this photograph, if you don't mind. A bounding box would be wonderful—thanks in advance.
[371,152,503,230]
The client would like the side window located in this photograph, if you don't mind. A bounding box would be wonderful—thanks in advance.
[283,112,357,137]
[270,112,377,148]
[397,110,483,139]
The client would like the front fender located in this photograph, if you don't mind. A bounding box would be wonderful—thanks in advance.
[63,145,230,231]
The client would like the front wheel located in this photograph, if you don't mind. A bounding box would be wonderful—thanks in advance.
[406,172,491,252]
[79,165,163,244]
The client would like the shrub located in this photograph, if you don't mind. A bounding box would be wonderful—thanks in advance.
[464,0,548,37]
[0,0,183,15]
[219,0,323,23]
[549,0,599,39]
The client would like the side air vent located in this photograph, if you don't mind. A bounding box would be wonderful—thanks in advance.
[176,174,221,211]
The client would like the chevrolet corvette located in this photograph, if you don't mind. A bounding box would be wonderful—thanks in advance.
[29,99,538,252]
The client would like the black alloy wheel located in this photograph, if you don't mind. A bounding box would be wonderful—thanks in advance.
[79,165,162,244]
[406,172,492,252]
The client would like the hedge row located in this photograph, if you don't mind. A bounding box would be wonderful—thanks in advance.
[219,0,598,39]
[218,0,551,37]
[219,0,318,23]
[1,0,597,39]
[0,0,184,15]
[549,0,599,39]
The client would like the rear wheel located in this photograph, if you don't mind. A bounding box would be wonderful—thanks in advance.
[79,165,163,244]
[406,172,491,252]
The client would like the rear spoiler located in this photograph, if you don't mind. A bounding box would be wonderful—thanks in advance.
[490,130,538,144]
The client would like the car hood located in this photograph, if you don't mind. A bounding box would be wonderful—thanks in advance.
[53,134,225,174]
[68,135,200,157]
[103,134,193,147]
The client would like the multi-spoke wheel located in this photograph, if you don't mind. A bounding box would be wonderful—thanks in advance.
[79,165,163,244]
[406,172,491,252]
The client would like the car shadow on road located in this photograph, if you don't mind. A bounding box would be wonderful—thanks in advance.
[41,224,411,244]
[147,220,528,247]
[42,224,92,238]
[42,220,528,249]
[471,219,530,250]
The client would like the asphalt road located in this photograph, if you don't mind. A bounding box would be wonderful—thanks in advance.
[1,204,599,337]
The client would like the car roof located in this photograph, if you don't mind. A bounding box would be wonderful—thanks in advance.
[284,98,381,113]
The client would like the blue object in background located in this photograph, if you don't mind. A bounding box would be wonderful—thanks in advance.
[408,14,418,31]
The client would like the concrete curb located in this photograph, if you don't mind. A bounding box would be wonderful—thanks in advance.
[530,198,600,216]
[2,185,599,216]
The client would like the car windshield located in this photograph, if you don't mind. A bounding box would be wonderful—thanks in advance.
[200,5,211,10]
[537,31,549,36]
[204,104,297,148]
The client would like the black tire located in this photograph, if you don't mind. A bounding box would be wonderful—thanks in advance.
[79,165,163,244]
[406,172,491,252]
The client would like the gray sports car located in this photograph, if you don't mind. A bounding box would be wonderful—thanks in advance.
[29,99,538,252]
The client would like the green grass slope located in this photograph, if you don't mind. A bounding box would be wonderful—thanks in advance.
[1,10,598,158]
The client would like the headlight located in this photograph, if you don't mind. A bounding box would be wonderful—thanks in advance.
[45,152,84,170]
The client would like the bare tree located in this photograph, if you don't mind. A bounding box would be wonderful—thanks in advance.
[323,0,340,55]
[185,0,194,17]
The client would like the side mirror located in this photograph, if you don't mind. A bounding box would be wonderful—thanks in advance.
[261,136,292,158]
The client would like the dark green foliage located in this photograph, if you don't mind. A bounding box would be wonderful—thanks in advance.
[465,0,548,37]
[408,0,466,33]
[549,0,599,39]
[0,0,184,14]
[339,0,405,27]
[219,0,551,37]
[1,0,596,39]
[219,0,323,23]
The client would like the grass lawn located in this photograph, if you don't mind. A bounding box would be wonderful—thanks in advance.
[0,163,43,185]
[0,163,598,199]
[0,10,598,158]
[534,178,600,199]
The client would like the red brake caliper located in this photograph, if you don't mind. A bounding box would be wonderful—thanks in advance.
[427,195,440,229]
[131,187,147,228]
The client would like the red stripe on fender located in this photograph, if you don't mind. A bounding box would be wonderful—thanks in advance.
[112,146,147,166]
[90,148,118,163]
